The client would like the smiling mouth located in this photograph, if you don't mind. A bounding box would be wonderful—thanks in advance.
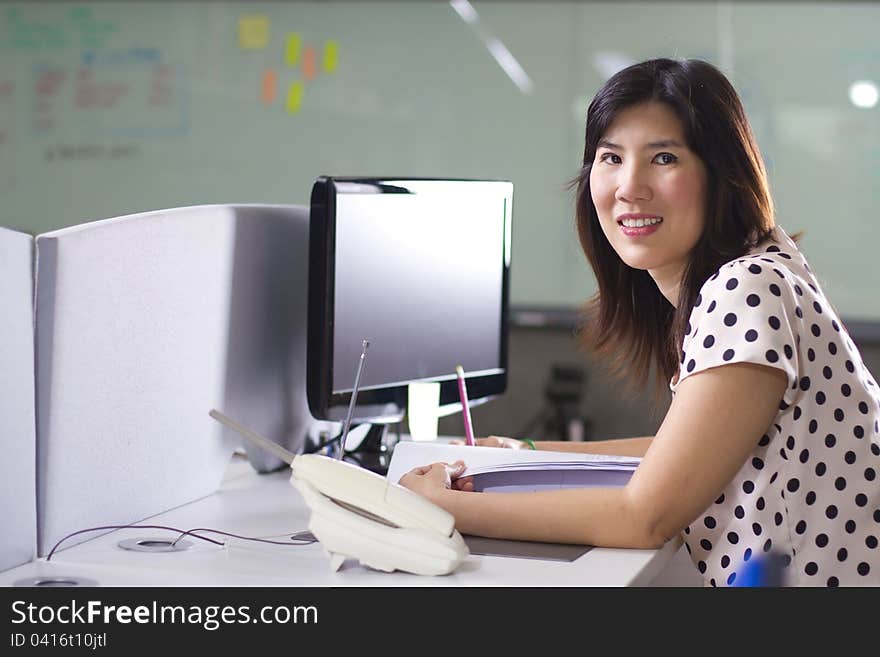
[617,216,663,228]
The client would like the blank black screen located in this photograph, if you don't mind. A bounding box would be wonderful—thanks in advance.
[331,180,510,395]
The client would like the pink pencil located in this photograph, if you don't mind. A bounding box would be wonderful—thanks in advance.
[455,365,475,446]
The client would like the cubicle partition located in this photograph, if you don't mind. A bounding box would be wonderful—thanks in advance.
[0,227,37,572]
[32,204,319,557]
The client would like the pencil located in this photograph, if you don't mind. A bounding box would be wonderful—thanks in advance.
[455,365,476,446]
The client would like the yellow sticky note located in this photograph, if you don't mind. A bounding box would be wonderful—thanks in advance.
[323,40,338,73]
[286,80,303,114]
[407,382,440,442]
[238,14,269,50]
[285,33,301,67]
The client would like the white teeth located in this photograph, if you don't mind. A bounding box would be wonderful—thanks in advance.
[620,217,662,228]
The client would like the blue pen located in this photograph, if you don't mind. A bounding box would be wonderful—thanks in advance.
[734,551,787,587]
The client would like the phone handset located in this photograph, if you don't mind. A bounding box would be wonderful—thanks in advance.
[209,409,469,576]
[291,454,468,575]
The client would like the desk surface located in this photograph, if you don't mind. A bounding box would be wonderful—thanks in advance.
[1,454,680,587]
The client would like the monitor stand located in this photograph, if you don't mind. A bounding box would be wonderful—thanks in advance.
[303,423,394,476]
[342,424,392,475]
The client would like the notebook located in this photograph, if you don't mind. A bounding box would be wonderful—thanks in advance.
[386,442,639,493]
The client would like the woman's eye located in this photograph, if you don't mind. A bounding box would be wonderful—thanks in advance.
[599,152,621,164]
[654,152,677,165]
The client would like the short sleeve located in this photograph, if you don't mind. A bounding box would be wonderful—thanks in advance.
[675,258,800,403]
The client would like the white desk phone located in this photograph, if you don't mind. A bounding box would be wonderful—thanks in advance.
[209,409,469,576]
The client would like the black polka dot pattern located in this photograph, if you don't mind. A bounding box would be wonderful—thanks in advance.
[671,228,880,587]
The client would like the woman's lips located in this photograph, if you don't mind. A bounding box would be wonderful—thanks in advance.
[620,222,661,237]
[617,214,663,237]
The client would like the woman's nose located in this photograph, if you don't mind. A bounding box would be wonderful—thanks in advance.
[615,164,652,203]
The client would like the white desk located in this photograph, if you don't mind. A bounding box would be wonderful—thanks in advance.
[0,454,682,587]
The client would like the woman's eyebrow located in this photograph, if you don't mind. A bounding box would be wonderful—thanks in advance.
[645,139,685,149]
[597,138,685,150]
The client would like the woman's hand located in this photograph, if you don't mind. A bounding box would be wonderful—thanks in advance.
[450,435,528,449]
[398,460,474,503]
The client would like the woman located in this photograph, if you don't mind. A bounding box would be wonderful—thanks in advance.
[400,58,880,587]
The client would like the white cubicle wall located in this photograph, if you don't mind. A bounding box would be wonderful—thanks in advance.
[32,204,321,556]
[0,227,37,572]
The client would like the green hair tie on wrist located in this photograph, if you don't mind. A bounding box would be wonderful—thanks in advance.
[522,438,536,450]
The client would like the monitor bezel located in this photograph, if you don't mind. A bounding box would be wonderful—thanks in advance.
[307,176,512,423]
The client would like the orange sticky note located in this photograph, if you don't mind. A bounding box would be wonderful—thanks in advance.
[302,47,317,81]
[261,69,277,104]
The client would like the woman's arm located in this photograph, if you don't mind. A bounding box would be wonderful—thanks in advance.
[402,362,786,548]
[522,437,654,457]
[468,435,654,457]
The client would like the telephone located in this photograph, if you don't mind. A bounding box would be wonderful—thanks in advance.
[209,409,469,576]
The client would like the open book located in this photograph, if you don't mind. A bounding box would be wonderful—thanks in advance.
[386,442,640,493]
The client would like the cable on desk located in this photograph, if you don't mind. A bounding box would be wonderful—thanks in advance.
[46,524,223,561]
[46,523,316,561]
[169,527,317,547]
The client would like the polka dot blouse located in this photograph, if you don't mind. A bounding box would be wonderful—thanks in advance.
[670,227,880,587]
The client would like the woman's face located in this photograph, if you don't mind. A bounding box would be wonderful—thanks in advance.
[589,101,707,292]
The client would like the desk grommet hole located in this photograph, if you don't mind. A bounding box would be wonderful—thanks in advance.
[117,537,193,553]
[13,576,99,587]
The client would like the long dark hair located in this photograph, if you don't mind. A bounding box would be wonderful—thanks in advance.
[573,58,775,394]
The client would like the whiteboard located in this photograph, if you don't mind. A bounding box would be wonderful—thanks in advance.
[1,1,878,320]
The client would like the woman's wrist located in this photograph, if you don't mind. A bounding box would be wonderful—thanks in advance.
[521,438,537,450]
[434,486,459,510]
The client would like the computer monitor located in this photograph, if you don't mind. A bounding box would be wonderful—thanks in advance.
[307,177,512,469]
